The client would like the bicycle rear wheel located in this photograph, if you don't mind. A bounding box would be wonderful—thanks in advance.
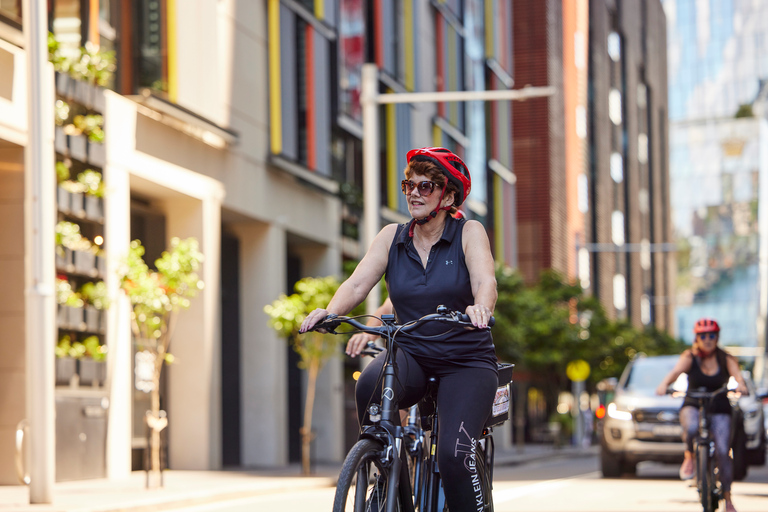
[696,443,714,512]
[475,438,494,512]
[333,438,407,512]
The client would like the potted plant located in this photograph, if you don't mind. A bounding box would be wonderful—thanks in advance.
[118,237,204,487]
[77,169,105,221]
[79,280,110,332]
[264,276,342,475]
[79,335,107,387]
[55,335,82,387]
[56,277,85,330]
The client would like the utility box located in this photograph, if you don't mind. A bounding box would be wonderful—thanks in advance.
[55,392,109,481]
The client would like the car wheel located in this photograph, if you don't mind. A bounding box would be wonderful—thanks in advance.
[732,420,748,481]
[600,446,623,478]
[746,430,766,466]
[621,460,637,476]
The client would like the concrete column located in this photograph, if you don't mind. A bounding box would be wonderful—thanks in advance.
[233,222,288,467]
[102,135,133,479]
[164,196,222,470]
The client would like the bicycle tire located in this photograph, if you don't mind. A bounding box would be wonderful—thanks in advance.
[696,443,714,512]
[333,438,406,512]
[475,440,494,512]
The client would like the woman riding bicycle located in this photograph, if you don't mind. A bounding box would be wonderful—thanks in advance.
[655,318,748,512]
[301,147,498,510]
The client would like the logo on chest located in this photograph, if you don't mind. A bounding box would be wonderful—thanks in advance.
[445,260,453,265]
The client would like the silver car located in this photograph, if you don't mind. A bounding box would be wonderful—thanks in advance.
[599,354,767,478]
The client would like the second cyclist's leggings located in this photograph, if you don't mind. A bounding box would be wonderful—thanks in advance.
[679,406,733,492]
[356,348,498,512]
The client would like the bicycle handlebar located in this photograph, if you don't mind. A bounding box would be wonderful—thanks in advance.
[308,305,495,338]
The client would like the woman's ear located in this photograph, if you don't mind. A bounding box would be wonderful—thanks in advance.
[442,189,456,208]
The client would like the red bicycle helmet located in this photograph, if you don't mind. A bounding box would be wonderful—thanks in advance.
[406,147,471,206]
[693,318,720,334]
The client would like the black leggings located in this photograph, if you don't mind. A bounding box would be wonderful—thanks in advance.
[356,348,498,512]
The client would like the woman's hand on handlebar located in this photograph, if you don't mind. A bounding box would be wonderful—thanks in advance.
[346,332,377,358]
[300,308,331,333]
[465,304,493,329]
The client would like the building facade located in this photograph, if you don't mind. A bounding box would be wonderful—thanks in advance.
[0,0,521,484]
[510,0,673,330]
[661,0,768,379]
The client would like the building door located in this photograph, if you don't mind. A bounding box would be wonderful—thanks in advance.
[286,255,302,463]
[129,196,167,469]
[220,230,241,466]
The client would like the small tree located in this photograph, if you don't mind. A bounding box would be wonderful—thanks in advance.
[264,276,341,475]
[118,237,204,485]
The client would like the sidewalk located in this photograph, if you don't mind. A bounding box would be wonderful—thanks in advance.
[0,444,597,512]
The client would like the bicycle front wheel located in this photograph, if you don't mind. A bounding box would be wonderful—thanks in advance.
[333,438,406,512]
[696,443,714,512]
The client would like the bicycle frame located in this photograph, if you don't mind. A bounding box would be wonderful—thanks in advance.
[688,386,729,512]
[318,308,501,512]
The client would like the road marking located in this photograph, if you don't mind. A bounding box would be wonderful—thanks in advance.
[493,471,600,504]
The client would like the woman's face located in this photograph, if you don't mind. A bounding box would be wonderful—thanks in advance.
[404,174,444,217]
[695,331,718,354]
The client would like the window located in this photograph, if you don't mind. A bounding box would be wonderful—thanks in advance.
[270,1,333,175]
[0,0,21,27]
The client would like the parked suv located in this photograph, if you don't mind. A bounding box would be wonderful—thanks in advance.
[599,354,767,478]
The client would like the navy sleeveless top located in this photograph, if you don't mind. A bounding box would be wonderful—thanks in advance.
[683,348,731,414]
[385,217,497,373]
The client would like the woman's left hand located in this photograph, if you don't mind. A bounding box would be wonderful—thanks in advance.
[466,304,492,329]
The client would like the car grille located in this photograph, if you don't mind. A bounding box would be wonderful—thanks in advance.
[632,408,683,442]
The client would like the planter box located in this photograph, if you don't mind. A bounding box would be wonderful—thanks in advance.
[57,186,72,213]
[85,306,103,332]
[87,141,106,167]
[79,359,106,387]
[69,191,85,218]
[69,133,87,162]
[56,358,77,387]
[56,247,74,272]
[67,305,85,331]
[74,250,97,276]
[55,126,68,154]
[84,195,104,222]
[56,71,76,98]
[96,254,107,278]
[57,304,70,328]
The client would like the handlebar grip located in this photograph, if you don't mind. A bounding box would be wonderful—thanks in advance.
[457,313,495,327]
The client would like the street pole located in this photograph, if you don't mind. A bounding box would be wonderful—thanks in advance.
[361,64,381,316]
[359,63,555,315]
[23,0,57,503]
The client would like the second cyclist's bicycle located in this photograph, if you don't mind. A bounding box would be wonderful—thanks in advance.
[685,385,730,512]
[309,306,513,512]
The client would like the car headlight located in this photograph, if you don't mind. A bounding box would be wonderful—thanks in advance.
[607,403,633,421]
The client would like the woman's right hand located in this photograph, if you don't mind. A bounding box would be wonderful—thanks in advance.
[346,333,377,358]
[300,308,329,333]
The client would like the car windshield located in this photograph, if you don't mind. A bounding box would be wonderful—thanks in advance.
[623,357,684,393]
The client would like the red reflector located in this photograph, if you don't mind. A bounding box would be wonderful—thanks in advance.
[595,405,606,419]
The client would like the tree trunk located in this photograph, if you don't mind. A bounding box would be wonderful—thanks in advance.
[301,359,320,475]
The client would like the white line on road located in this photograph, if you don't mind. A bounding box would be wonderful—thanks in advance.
[493,471,600,504]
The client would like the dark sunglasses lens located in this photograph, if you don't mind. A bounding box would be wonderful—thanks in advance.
[401,180,436,196]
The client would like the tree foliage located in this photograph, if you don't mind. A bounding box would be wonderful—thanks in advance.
[492,265,685,402]
[264,275,343,475]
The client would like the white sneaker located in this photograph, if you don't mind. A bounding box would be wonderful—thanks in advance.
[679,458,694,480]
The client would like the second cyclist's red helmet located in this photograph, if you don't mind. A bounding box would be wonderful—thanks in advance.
[693,318,720,334]
[406,147,471,206]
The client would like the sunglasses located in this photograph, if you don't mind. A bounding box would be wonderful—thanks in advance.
[401,180,439,197]
[696,332,717,340]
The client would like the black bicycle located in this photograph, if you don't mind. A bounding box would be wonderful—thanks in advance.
[308,306,513,512]
[685,385,730,512]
